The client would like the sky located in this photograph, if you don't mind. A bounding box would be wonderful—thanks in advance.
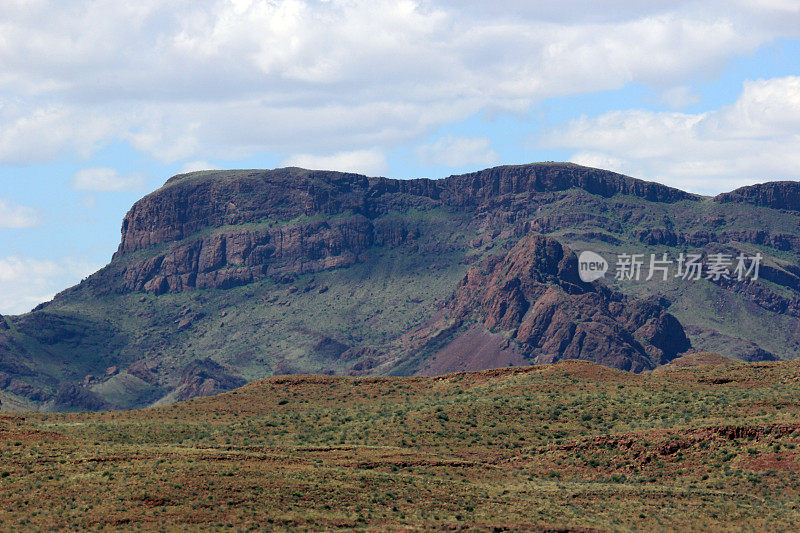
[0,0,799,314]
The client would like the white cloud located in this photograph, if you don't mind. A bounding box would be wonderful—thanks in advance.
[659,86,701,109]
[0,199,39,228]
[0,256,100,315]
[180,160,220,173]
[281,149,388,176]
[566,152,642,178]
[0,104,120,165]
[416,135,500,168]
[71,167,144,192]
[0,1,797,164]
[542,76,800,194]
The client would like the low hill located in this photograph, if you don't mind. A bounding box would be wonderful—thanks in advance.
[652,351,737,371]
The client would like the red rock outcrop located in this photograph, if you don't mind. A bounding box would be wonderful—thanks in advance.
[636,227,800,253]
[119,210,429,294]
[441,163,696,206]
[443,234,690,372]
[115,168,440,257]
[715,181,800,211]
[0,372,50,402]
[51,385,113,411]
[121,215,381,293]
[119,164,695,257]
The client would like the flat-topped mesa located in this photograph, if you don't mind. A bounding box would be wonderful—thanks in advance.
[115,163,698,258]
[440,163,698,206]
[115,168,375,256]
[715,181,800,211]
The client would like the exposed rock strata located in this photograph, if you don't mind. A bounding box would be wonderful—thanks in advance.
[715,181,800,211]
[414,234,690,373]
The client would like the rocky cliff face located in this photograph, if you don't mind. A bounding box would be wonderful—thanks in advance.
[119,164,694,257]
[122,215,372,293]
[113,164,697,295]
[636,227,800,253]
[118,212,430,294]
[404,234,690,373]
[715,181,800,211]
[115,169,436,256]
[441,164,697,206]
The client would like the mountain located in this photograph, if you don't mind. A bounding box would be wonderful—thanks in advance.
[2,162,800,411]
[392,233,689,375]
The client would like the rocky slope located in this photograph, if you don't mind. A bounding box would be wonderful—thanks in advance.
[2,162,800,411]
[395,234,689,374]
[715,181,800,211]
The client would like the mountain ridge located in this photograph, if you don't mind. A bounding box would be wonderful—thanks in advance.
[116,162,696,258]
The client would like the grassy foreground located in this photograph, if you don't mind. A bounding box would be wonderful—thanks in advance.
[3,358,800,531]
